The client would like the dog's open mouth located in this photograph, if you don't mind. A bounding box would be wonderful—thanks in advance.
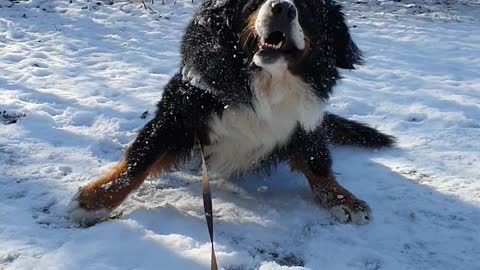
[260,31,286,51]
[251,24,306,65]
[253,30,304,65]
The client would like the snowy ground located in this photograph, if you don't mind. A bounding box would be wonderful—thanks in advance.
[1,0,479,269]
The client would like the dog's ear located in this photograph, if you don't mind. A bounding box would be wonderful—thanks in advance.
[327,3,363,69]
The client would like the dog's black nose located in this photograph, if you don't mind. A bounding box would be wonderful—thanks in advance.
[271,1,296,20]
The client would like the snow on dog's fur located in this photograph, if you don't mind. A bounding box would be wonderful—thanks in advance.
[206,57,324,177]
[68,0,394,226]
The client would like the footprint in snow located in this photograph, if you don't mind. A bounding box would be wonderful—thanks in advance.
[255,248,305,268]
[0,252,20,265]
[406,113,426,123]
[1,110,26,125]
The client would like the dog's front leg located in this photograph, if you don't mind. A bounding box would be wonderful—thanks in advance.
[288,128,372,225]
[68,106,195,226]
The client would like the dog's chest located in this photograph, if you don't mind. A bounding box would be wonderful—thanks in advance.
[204,67,325,177]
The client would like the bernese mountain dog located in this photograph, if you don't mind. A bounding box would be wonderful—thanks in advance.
[68,0,394,226]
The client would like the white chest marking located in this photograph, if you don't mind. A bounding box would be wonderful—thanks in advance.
[204,58,325,177]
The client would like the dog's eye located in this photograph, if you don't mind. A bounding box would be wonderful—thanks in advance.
[242,2,258,15]
[294,0,308,9]
[242,0,262,14]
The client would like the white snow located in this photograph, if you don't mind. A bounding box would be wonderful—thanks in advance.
[1,0,479,269]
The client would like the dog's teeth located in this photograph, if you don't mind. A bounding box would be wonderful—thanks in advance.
[260,42,283,50]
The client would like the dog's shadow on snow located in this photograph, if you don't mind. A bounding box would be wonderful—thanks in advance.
[109,146,480,269]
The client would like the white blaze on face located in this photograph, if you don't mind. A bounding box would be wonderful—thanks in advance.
[254,0,305,50]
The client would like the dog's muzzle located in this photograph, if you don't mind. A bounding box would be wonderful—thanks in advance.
[271,1,297,22]
[254,0,305,64]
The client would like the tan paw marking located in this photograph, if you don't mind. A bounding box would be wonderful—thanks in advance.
[67,190,111,227]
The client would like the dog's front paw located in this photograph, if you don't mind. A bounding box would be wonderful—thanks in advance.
[329,199,371,225]
[67,190,111,227]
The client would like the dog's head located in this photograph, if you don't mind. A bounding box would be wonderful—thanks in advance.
[236,0,362,70]
[181,0,362,103]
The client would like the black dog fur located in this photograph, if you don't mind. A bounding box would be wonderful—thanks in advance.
[69,0,394,226]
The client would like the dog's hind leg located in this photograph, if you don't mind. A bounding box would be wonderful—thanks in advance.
[288,128,371,225]
[68,108,195,226]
